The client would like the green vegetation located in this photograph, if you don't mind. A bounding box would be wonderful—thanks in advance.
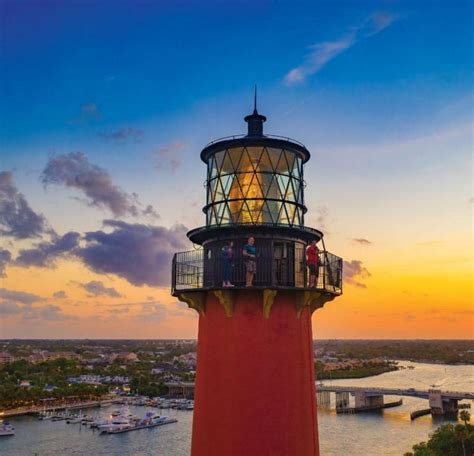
[315,340,474,364]
[404,413,472,456]
[315,360,398,380]
[0,359,108,408]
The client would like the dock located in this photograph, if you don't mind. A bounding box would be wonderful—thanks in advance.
[100,419,178,434]
[337,399,403,414]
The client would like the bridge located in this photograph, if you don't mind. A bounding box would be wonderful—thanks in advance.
[316,384,474,416]
[164,380,472,416]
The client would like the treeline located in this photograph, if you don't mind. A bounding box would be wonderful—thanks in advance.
[315,340,474,364]
[404,412,472,456]
[315,360,398,380]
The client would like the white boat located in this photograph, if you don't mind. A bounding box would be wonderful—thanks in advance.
[98,411,138,433]
[67,414,86,424]
[0,420,15,437]
[90,416,110,428]
[138,411,168,426]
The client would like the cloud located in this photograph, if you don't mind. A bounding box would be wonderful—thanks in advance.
[0,249,12,277]
[153,141,186,173]
[80,280,122,298]
[68,103,102,124]
[316,206,329,232]
[22,304,76,321]
[41,152,157,218]
[97,127,144,144]
[52,290,67,299]
[0,171,50,239]
[0,302,22,315]
[0,288,43,305]
[352,238,372,245]
[343,260,371,288]
[142,204,160,219]
[284,11,397,85]
[415,240,444,247]
[133,301,188,323]
[76,220,189,287]
[15,231,80,268]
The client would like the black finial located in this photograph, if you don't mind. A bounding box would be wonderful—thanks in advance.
[245,85,266,136]
[254,84,257,113]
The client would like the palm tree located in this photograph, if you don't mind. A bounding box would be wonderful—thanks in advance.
[460,410,471,426]
[455,424,468,456]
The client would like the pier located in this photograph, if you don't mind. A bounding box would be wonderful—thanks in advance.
[1,398,125,418]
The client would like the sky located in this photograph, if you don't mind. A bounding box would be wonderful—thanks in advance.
[0,0,472,339]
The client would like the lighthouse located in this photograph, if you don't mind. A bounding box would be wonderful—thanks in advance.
[171,98,343,456]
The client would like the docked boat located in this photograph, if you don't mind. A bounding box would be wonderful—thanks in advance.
[97,411,138,433]
[90,416,110,429]
[0,420,15,437]
[66,414,86,424]
[100,412,177,434]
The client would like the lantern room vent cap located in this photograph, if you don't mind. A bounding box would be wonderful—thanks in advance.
[244,85,266,136]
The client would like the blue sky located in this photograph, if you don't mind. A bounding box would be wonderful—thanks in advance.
[0,1,472,338]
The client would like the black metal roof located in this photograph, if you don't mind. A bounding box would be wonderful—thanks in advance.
[200,135,311,164]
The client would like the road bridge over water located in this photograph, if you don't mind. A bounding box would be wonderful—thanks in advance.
[316,384,473,415]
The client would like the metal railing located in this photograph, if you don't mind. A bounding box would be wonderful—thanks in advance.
[172,248,342,295]
[203,133,309,150]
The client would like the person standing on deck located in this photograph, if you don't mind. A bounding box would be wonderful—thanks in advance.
[221,241,235,288]
[243,237,256,287]
[306,239,319,288]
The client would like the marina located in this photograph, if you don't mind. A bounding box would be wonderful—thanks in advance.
[0,362,472,456]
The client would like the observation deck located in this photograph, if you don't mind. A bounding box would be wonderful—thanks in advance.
[172,247,342,295]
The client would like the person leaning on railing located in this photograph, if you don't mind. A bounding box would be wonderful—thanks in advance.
[243,236,256,287]
[306,239,319,288]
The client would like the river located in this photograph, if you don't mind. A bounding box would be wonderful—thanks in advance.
[1,361,472,456]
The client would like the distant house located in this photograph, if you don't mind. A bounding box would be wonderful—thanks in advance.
[173,353,197,369]
[43,384,57,393]
[0,352,15,364]
[28,351,78,364]
[19,380,32,388]
[110,352,139,363]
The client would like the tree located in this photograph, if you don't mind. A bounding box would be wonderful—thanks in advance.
[404,423,474,456]
[460,410,470,426]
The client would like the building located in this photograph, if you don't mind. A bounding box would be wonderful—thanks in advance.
[0,352,15,364]
[109,352,139,363]
[171,100,343,456]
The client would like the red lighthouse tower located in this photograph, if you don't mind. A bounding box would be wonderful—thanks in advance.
[172,101,343,456]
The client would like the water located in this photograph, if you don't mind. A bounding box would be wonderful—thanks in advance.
[1,361,472,456]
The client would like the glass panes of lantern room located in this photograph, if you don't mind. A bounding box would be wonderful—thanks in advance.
[206,146,305,227]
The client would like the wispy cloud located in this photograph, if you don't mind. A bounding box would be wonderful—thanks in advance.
[284,11,397,85]
[52,290,67,299]
[343,260,371,288]
[79,280,122,298]
[97,127,144,144]
[15,231,81,268]
[41,152,158,218]
[153,141,187,174]
[0,288,44,305]
[0,249,12,277]
[352,238,373,246]
[68,103,102,125]
[0,171,51,239]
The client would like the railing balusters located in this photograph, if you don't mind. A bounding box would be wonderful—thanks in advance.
[172,248,342,294]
